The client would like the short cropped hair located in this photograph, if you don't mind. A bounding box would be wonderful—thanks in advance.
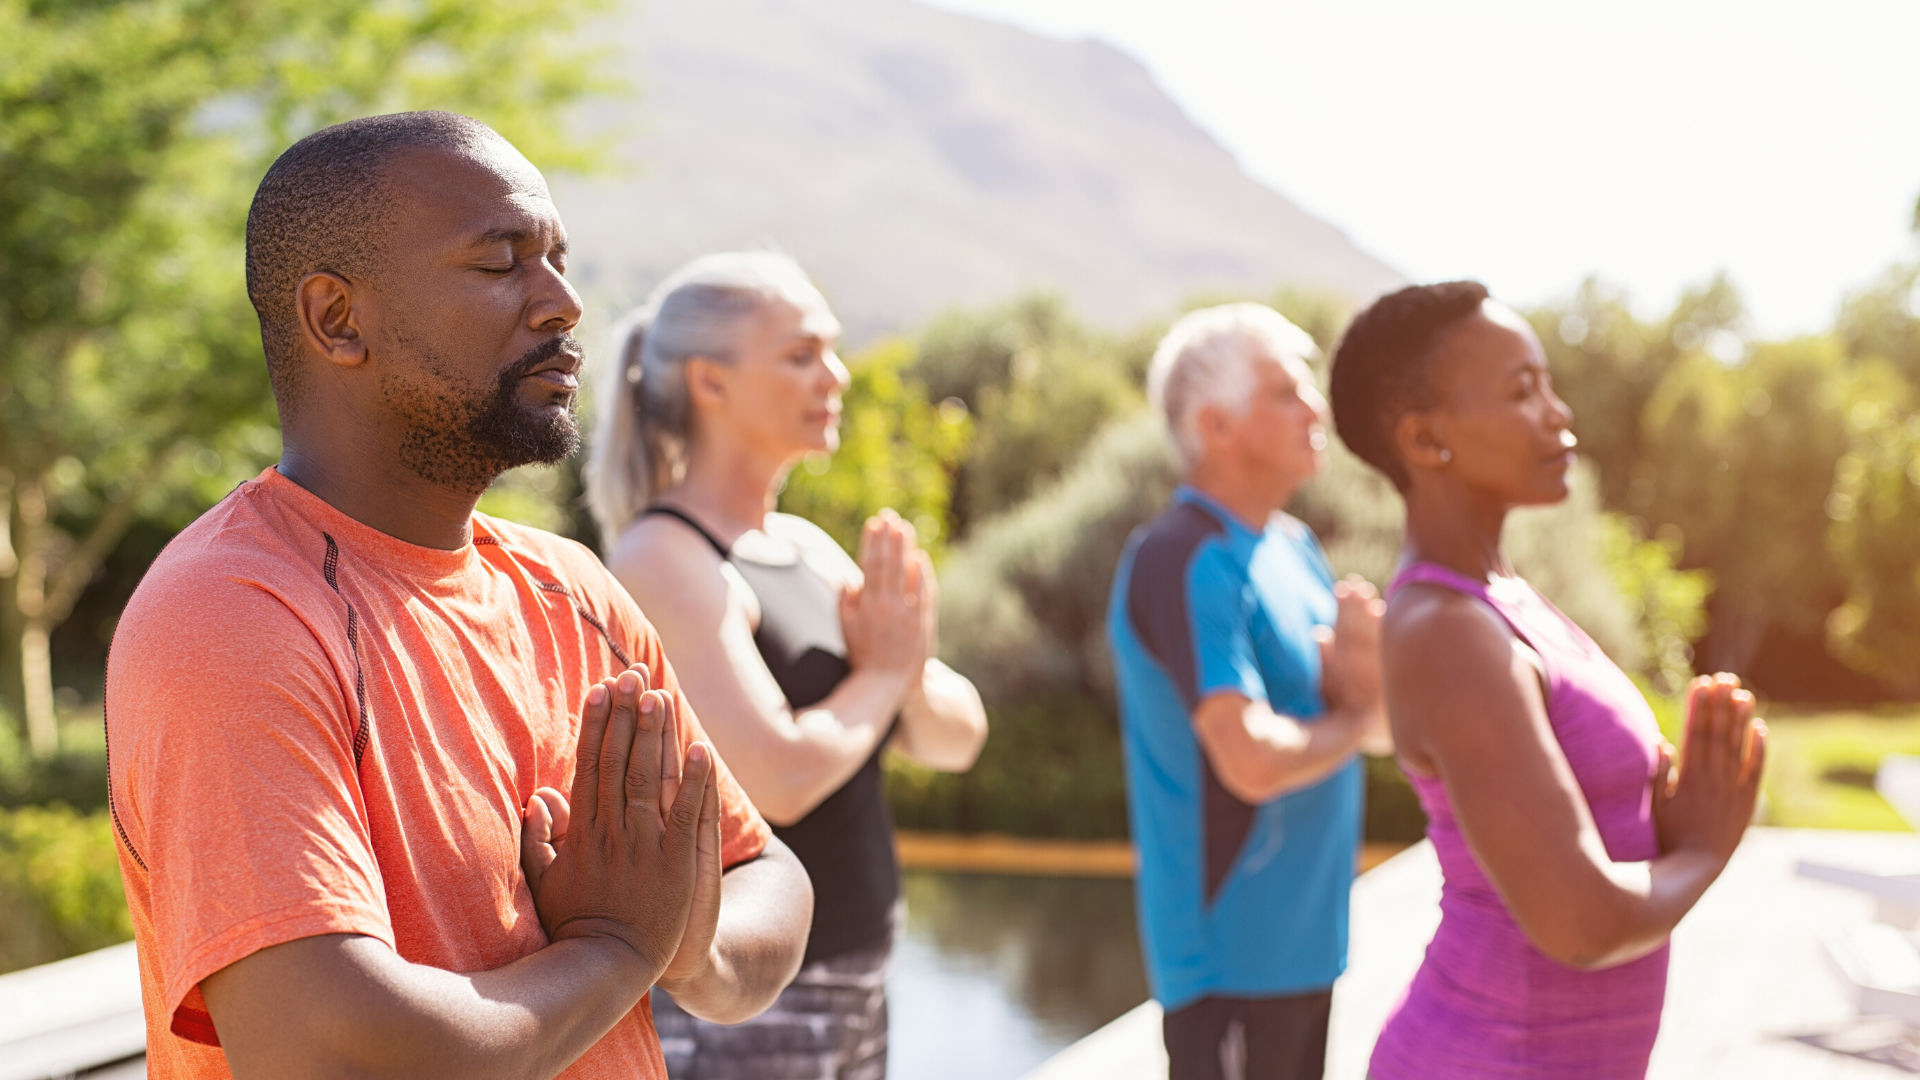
[1328,281,1490,490]
[245,111,502,403]
[1147,303,1320,469]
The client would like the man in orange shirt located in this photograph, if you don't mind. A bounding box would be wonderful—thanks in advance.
[105,111,813,1080]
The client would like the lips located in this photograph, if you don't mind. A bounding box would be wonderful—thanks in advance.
[518,340,584,391]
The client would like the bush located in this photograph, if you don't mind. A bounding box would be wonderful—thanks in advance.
[887,693,1130,839]
[0,804,132,974]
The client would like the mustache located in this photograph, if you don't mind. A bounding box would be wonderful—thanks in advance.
[500,335,585,383]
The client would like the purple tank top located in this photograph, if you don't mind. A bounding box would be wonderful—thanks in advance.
[1368,563,1668,1080]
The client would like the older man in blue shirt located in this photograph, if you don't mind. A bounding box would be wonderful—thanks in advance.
[1108,304,1390,1080]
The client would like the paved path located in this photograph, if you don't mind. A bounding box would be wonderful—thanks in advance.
[1024,828,1920,1079]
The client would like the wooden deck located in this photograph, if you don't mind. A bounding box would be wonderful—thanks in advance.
[1025,827,1920,1080]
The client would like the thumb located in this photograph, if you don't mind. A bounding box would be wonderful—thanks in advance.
[1652,742,1677,807]
[1313,624,1335,663]
[520,788,564,887]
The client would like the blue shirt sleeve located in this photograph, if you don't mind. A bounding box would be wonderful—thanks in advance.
[1185,541,1268,705]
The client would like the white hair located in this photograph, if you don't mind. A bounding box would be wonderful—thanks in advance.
[586,251,830,547]
[1146,302,1320,468]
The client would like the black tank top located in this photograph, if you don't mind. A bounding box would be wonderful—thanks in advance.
[643,506,900,963]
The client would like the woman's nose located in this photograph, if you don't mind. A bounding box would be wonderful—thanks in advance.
[823,349,850,390]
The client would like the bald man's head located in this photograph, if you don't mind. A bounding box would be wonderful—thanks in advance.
[245,111,508,404]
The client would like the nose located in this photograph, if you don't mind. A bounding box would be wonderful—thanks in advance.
[1302,380,1330,423]
[529,257,583,334]
[823,348,850,391]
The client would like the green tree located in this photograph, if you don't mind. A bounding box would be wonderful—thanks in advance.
[1530,276,1744,512]
[0,0,610,754]
[909,294,1146,533]
[1635,337,1856,672]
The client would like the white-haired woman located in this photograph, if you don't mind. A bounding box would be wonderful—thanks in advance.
[588,252,988,1080]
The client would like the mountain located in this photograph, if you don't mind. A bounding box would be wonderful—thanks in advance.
[551,0,1404,342]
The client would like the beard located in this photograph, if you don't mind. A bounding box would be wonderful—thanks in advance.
[388,336,584,494]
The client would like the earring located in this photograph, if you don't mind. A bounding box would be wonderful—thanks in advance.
[1439,449,1452,463]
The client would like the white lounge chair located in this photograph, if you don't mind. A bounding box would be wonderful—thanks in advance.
[1797,754,1920,1028]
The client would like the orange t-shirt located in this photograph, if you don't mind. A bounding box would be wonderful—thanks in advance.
[105,467,770,1080]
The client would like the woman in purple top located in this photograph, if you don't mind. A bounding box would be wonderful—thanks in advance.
[1326,281,1768,1079]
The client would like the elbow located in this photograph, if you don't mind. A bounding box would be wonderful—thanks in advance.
[753,790,812,828]
[1524,912,1649,972]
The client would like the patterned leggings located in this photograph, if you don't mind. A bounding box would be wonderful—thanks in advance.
[651,940,890,1080]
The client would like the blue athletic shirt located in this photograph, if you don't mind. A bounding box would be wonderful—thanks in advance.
[1106,485,1362,1010]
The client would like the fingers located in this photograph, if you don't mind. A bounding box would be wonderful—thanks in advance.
[1720,672,1751,772]
[1681,674,1713,776]
[916,549,939,609]
[664,741,716,862]
[1744,719,1769,790]
[625,688,669,821]
[660,690,683,820]
[600,669,646,820]
[570,680,613,819]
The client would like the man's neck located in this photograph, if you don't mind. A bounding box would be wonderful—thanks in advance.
[277,446,484,551]
[1184,464,1295,534]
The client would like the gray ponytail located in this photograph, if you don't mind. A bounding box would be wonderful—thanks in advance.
[586,251,828,548]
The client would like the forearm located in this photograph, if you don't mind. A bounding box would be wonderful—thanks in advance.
[1554,848,1726,970]
[757,669,908,823]
[656,840,814,1024]
[1230,705,1368,802]
[208,933,652,1080]
[894,659,987,772]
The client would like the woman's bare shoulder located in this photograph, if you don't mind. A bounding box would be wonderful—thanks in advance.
[606,514,734,610]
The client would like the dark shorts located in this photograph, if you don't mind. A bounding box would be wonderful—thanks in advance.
[1163,990,1334,1080]
[651,940,890,1080]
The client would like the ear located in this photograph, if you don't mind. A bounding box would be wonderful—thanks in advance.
[683,356,729,412]
[1394,409,1450,474]
[295,272,368,369]
[1193,400,1238,456]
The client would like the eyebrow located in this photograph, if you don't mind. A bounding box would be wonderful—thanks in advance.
[469,226,567,255]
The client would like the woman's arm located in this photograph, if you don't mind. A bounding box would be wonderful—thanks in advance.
[608,516,921,826]
[1386,586,1764,970]
[895,658,988,772]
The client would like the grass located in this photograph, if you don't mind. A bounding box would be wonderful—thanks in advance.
[1760,708,1920,831]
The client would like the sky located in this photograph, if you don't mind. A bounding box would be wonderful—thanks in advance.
[921,0,1920,336]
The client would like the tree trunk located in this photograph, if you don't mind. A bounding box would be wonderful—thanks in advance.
[21,619,55,756]
[7,475,142,758]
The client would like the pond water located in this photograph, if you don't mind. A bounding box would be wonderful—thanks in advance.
[887,870,1150,1080]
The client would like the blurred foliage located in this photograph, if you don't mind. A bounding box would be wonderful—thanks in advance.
[909,295,1149,533]
[1759,711,1920,831]
[779,341,973,557]
[0,0,614,752]
[887,693,1128,839]
[0,803,132,975]
[1531,254,1920,699]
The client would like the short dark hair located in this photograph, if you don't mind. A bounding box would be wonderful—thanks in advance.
[245,111,498,403]
[1329,280,1491,490]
